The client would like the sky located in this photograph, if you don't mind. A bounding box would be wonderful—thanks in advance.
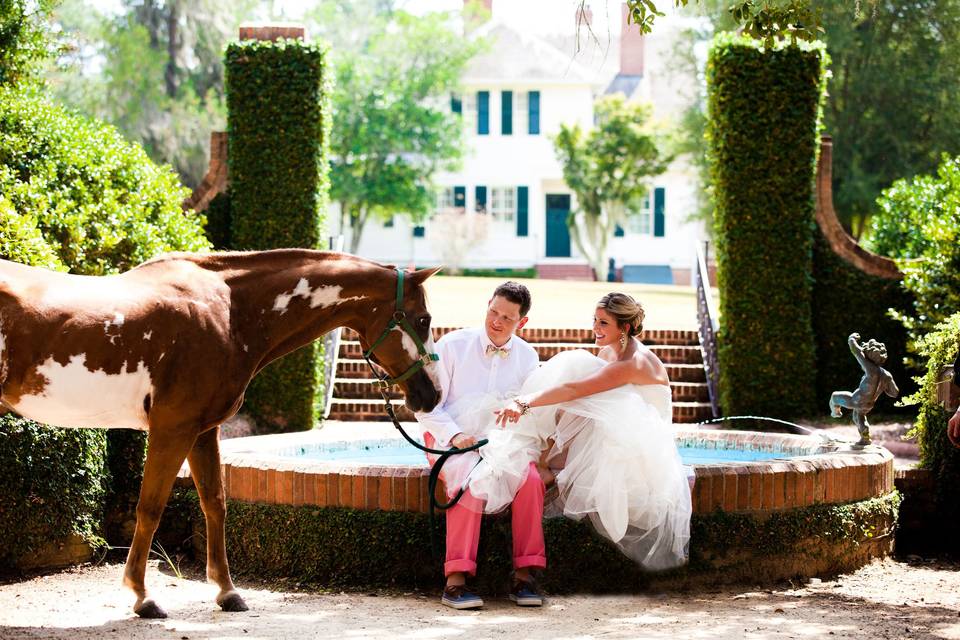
[89,1,640,39]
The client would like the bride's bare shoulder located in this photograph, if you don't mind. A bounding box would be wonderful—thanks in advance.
[631,342,669,385]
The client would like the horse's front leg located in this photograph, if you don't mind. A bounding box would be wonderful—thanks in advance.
[123,427,196,619]
[187,426,247,612]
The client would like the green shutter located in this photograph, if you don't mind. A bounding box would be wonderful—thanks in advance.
[451,94,462,114]
[475,185,487,213]
[454,185,466,210]
[501,90,513,135]
[517,186,528,236]
[528,91,540,134]
[477,91,489,135]
[654,187,665,237]
[413,225,425,237]
[614,224,625,237]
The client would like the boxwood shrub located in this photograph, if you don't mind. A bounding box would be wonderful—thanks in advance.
[225,37,331,433]
[903,312,960,543]
[706,34,828,418]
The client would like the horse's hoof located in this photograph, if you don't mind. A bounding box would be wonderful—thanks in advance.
[218,591,249,612]
[134,599,168,619]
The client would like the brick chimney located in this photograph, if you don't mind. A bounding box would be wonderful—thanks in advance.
[576,4,593,28]
[238,23,306,41]
[619,3,645,76]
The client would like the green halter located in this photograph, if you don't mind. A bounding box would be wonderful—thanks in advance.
[361,268,440,388]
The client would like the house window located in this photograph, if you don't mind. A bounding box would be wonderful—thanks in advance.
[490,187,516,222]
[627,196,652,235]
[437,187,455,211]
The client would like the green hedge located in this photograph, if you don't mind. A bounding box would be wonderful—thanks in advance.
[225,37,331,433]
[172,491,898,592]
[811,235,913,408]
[707,35,828,418]
[904,313,960,540]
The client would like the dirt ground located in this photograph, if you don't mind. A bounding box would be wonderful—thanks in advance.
[1,557,959,640]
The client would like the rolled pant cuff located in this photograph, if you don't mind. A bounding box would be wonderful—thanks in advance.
[444,560,477,577]
[513,555,547,570]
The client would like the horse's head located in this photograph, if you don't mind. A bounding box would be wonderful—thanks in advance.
[358,266,442,413]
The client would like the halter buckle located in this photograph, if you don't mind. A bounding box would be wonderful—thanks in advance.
[373,378,391,390]
[393,310,406,322]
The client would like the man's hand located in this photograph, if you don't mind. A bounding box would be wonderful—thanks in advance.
[948,406,960,448]
[450,433,478,449]
[494,406,521,427]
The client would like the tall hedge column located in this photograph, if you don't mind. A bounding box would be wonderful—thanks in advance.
[706,35,828,418]
[225,26,331,432]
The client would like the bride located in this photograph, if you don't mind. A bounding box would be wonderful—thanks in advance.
[455,292,692,570]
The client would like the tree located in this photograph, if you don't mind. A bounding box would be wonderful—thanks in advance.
[622,0,877,43]
[553,95,670,282]
[48,0,257,188]
[324,10,480,254]
[0,0,59,87]
[674,1,960,236]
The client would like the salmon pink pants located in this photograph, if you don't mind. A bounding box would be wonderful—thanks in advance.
[424,433,546,577]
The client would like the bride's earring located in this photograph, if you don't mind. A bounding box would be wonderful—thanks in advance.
[619,332,627,351]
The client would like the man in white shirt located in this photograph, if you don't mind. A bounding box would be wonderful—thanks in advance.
[416,282,544,610]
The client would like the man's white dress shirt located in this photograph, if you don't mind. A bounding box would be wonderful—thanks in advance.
[416,327,540,448]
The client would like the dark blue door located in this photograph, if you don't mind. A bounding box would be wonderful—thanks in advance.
[545,194,571,258]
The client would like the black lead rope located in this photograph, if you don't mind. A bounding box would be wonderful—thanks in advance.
[381,395,487,563]
[360,267,490,566]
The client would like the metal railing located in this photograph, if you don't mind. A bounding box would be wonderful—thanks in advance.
[321,235,345,420]
[694,241,721,418]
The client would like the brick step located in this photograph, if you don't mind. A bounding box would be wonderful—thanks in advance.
[334,358,707,383]
[326,398,714,424]
[332,378,709,403]
[535,263,596,280]
[338,341,702,365]
[341,327,699,346]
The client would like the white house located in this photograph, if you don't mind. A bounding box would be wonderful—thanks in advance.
[328,2,705,284]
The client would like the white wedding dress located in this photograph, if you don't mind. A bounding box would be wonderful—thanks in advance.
[446,349,691,571]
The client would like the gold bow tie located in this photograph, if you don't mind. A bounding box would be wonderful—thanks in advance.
[485,344,510,358]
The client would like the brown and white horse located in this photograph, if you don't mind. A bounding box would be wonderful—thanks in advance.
[0,249,442,618]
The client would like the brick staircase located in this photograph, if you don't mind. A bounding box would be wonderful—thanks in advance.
[327,326,714,424]
[534,263,596,280]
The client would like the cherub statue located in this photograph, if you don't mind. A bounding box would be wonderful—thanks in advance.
[829,333,900,446]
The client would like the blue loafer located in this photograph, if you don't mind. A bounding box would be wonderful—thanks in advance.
[441,584,484,610]
[509,579,544,607]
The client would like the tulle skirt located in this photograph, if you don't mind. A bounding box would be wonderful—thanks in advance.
[458,349,692,570]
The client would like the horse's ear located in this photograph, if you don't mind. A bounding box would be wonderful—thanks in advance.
[409,266,442,285]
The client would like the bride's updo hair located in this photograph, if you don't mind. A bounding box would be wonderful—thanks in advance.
[597,292,645,336]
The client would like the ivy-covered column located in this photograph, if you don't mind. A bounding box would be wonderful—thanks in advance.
[225,26,331,432]
[706,34,828,418]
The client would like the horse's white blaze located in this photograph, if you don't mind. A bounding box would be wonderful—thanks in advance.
[398,329,421,362]
[10,355,153,430]
[422,332,441,389]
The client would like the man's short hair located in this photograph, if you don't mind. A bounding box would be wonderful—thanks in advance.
[493,281,531,316]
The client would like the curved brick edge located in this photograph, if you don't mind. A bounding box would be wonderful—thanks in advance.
[182,131,227,213]
[200,429,893,516]
[816,136,901,280]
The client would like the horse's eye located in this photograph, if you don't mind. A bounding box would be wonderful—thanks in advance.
[419,316,431,328]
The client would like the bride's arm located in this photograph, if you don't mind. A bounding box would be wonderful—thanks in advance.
[495,358,659,425]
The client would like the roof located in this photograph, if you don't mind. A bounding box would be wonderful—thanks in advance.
[463,20,599,86]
